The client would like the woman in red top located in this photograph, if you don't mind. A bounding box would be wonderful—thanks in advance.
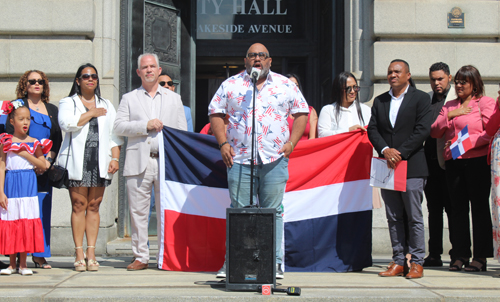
[285,74,317,140]
[431,65,494,272]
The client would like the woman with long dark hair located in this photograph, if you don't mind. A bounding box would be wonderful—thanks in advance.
[431,65,494,272]
[58,63,123,271]
[318,71,371,137]
[6,70,62,269]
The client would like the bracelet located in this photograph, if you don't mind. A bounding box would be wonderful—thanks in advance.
[111,158,119,162]
[289,141,294,152]
[219,141,229,149]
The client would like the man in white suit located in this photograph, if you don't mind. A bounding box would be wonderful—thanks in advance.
[114,53,187,270]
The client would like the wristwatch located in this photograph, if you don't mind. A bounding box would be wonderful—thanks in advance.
[112,158,119,162]
[46,157,54,163]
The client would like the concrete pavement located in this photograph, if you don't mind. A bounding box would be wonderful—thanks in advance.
[1,254,500,301]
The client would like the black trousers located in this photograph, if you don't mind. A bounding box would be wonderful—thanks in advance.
[424,157,452,257]
[445,156,493,258]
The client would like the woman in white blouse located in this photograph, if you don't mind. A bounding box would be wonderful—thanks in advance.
[318,72,371,137]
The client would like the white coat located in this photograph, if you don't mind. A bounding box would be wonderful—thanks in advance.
[58,94,124,181]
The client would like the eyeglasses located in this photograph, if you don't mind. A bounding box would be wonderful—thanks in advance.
[80,73,98,80]
[159,81,174,87]
[27,79,45,85]
[345,85,361,93]
[454,80,468,86]
[247,52,269,60]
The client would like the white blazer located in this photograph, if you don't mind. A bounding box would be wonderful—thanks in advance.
[58,94,124,181]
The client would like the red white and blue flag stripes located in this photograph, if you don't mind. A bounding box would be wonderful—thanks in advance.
[450,124,472,159]
[158,127,373,272]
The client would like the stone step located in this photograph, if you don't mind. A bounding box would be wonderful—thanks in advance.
[106,236,158,256]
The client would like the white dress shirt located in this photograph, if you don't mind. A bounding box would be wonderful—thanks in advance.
[381,84,410,153]
[388,84,410,128]
[318,102,372,137]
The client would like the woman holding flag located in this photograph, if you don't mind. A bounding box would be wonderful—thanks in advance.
[431,65,494,272]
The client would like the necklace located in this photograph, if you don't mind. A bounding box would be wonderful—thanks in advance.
[79,95,95,103]
[28,99,41,111]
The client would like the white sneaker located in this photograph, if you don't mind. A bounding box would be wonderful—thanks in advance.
[216,263,226,278]
[0,267,15,275]
[19,268,33,276]
[276,264,284,279]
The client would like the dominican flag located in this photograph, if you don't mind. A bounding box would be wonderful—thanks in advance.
[158,127,373,272]
[450,124,472,160]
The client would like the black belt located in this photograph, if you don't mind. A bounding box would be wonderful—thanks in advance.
[150,152,159,158]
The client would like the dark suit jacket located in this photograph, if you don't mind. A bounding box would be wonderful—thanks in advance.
[368,85,432,179]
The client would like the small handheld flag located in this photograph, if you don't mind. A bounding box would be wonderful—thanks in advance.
[450,124,472,160]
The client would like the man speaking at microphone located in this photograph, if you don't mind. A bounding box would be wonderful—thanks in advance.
[209,43,309,279]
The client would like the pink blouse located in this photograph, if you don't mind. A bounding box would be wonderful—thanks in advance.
[431,96,495,161]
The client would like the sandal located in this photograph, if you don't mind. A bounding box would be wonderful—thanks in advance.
[74,246,86,272]
[449,257,469,271]
[86,246,99,272]
[464,258,487,272]
[32,256,52,269]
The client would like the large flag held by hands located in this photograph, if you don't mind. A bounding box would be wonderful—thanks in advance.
[158,127,374,272]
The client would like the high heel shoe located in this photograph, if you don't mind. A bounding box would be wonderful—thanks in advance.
[449,257,469,271]
[464,258,487,272]
[86,246,99,272]
[74,246,86,272]
[32,256,52,269]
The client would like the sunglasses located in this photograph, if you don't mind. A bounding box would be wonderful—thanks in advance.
[454,80,468,86]
[159,81,174,87]
[80,73,98,80]
[27,79,45,85]
[345,85,361,93]
[247,52,269,60]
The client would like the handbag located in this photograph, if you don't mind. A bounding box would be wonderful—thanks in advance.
[47,133,72,189]
[47,97,76,189]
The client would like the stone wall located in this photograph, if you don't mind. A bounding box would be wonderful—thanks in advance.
[0,0,121,255]
[346,0,500,254]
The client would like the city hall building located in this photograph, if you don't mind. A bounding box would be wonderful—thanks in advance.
[0,0,498,255]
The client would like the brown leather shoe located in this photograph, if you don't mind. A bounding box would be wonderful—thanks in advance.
[378,262,404,277]
[405,263,424,279]
[127,260,148,271]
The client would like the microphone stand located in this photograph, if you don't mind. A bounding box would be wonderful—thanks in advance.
[248,73,258,208]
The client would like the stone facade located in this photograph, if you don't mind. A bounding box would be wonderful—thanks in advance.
[0,0,121,255]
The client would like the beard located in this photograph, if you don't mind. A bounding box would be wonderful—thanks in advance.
[259,66,270,79]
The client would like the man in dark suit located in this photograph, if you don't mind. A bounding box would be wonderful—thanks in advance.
[368,59,432,279]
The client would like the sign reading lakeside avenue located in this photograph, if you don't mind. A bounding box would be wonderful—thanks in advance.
[196,0,305,40]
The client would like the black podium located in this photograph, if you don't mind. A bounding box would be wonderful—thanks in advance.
[225,207,276,291]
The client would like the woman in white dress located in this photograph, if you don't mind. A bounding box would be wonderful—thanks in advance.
[318,72,371,137]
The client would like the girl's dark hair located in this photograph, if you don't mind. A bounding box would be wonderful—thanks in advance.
[331,71,365,126]
[454,65,484,98]
[285,73,303,92]
[68,63,104,103]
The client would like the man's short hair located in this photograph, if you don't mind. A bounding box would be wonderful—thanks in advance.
[390,59,410,73]
[160,71,170,77]
[429,62,450,76]
[137,53,160,70]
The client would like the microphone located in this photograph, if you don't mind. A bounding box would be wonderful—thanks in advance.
[251,67,261,82]
[258,286,302,296]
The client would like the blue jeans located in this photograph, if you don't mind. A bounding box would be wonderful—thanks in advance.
[227,156,288,264]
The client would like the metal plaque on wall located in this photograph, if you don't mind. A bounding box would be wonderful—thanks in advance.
[448,7,465,28]
[144,1,180,66]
